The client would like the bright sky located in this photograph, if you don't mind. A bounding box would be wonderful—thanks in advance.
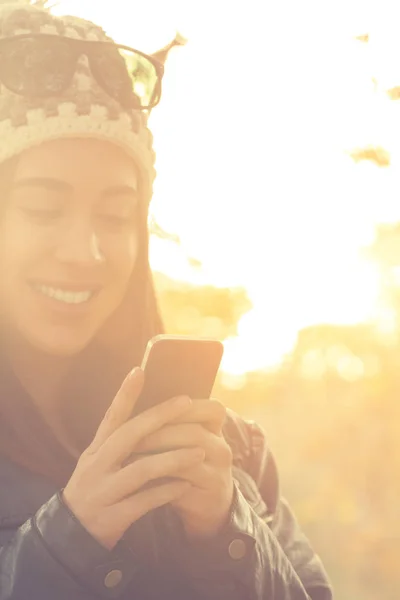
[54,0,400,374]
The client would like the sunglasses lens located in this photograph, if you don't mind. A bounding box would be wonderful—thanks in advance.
[122,48,160,108]
[90,45,160,109]
[0,37,74,96]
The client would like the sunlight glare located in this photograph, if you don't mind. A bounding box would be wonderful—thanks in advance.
[53,0,400,374]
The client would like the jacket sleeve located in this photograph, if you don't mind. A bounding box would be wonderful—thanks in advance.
[0,492,137,600]
[163,412,333,600]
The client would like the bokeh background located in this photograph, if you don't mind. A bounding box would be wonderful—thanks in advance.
[54,1,400,597]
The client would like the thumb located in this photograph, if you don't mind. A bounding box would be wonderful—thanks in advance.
[89,367,144,452]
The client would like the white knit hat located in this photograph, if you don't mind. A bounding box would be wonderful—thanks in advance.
[0,0,156,203]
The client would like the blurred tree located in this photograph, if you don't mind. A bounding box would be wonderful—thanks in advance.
[350,146,391,167]
[386,87,400,100]
[154,271,252,339]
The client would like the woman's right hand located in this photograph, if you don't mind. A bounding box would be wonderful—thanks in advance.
[63,368,204,550]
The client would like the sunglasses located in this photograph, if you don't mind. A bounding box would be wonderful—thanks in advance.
[0,33,165,110]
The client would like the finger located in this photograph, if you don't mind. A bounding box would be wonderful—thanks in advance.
[170,399,226,434]
[137,423,221,461]
[88,368,144,453]
[97,395,193,469]
[105,447,205,504]
[173,461,215,490]
[138,427,233,470]
[116,480,191,526]
[173,441,232,489]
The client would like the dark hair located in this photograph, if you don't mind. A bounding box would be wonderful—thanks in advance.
[0,154,164,485]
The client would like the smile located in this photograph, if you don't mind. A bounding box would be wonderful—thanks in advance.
[33,284,96,305]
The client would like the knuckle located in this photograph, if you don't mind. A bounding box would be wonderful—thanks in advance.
[144,488,169,512]
[210,399,227,421]
[82,444,95,458]
[125,419,141,446]
[139,397,189,432]
[193,423,207,441]
[145,454,169,479]
[130,458,149,484]
[154,484,172,502]
[104,410,120,429]
[179,448,200,464]
[138,404,164,429]
[218,440,233,466]
[160,398,180,419]
[81,446,98,463]
[168,449,187,468]
[104,406,113,419]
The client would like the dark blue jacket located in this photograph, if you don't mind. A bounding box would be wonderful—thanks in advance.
[0,410,333,599]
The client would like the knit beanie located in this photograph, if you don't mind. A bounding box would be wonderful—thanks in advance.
[0,0,156,203]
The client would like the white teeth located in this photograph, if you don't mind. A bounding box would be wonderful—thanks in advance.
[34,285,93,304]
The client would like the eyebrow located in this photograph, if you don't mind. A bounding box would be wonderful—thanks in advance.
[12,177,72,194]
[12,178,138,199]
[102,185,138,200]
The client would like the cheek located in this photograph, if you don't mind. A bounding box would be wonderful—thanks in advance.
[0,216,49,285]
[104,232,140,287]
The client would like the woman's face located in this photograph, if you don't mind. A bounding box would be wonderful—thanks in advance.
[0,138,140,356]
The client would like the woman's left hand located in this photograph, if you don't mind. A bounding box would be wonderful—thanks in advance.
[137,399,234,539]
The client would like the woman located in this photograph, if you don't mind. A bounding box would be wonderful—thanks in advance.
[0,2,333,599]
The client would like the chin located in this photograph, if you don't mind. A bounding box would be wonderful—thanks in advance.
[23,327,96,358]
[42,342,90,357]
[36,340,92,358]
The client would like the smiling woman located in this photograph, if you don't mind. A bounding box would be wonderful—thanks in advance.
[0,140,140,357]
[0,3,332,600]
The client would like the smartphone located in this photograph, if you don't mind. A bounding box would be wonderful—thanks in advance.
[133,335,224,416]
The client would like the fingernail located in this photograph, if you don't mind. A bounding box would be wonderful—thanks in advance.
[129,367,142,380]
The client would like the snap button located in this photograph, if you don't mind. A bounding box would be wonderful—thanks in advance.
[104,569,123,589]
[228,538,247,560]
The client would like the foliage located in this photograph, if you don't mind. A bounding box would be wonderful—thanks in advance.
[156,267,400,600]
[155,271,252,339]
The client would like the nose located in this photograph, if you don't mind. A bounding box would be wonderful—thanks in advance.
[54,218,105,266]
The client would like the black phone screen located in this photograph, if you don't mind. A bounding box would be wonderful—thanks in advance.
[133,336,224,416]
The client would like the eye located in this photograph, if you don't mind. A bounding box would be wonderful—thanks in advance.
[21,207,62,222]
[97,213,132,231]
